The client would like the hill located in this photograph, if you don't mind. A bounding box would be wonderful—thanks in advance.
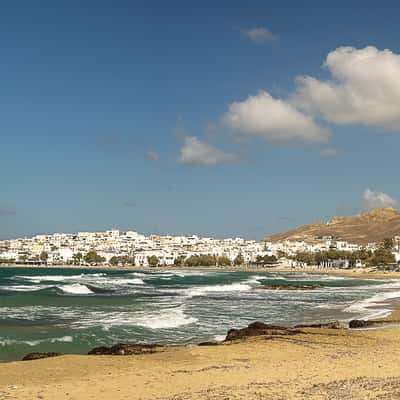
[264,207,400,245]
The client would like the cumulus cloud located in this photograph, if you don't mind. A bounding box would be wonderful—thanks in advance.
[320,147,337,157]
[242,27,277,44]
[145,150,159,161]
[292,46,400,129]
[179,136,238,166]
[223,91,330,143]
[362,189,398,210]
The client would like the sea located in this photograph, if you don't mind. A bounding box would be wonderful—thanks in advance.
[1,267,400,362]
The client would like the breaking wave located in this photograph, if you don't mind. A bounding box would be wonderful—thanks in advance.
[184,283,252,297]
[61,284,94,295]
[344,290,400,320]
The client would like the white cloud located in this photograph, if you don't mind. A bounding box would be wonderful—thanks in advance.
[145,150,159,161]
[223,91,330,143]
[179,136,238,166]
[362,189,398,210]
[320,147,337,157]
[242,27,277,44]
[292,46,400,129]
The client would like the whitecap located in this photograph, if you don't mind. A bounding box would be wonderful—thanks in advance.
[133,307,198,329]
[344,290,400,320]
[110,278,145,285]
[74,306,198,330]
[129,272,148,278]
[245,275,267,285]
[1,285,51,292]
[14,273,105,283]
[60,283,94,295]
[50,335,73,343]
[0,335,73,346]
[184,283,252,297]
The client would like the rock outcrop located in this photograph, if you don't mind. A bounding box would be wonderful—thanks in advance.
[88,343,163,355]
[295,321,347,329]
[225,320,348,342]
[348,319,387,329]
[22,352,62,361]
[225,321,300,341]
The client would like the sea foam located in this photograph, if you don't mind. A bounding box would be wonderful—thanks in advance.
[133,307,198,329]
[61,283,94,295]
[184,282,252,297]
[344,290,400,320]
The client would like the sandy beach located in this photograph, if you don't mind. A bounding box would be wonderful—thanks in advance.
[2,312,400,399]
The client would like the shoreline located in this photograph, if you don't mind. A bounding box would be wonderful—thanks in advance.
[2,309,400,399]
[3,263,400,280]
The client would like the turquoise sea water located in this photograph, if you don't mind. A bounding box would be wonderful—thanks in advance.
[1,267,399,362]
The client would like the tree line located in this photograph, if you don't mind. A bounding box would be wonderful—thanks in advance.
[293,238,397,267]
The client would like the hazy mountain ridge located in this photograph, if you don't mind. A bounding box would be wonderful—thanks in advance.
[265,208,400,245]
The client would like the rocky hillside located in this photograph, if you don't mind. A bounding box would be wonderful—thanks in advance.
[265,207,400,245]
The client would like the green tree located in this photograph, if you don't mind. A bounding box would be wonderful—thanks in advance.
[39,251,48,263]
[84,250,105,265]
[174,256,186,267]
[255,255,264,265]
[147,255,160,267]
[263,255,277,264]
[72,252,83,265]
[234,253,244,266]
[185,254,216,267]
[368,248,395,266]
[294,252,315,266]
[217,256,231,266]
[19,255,28,263]
[119,256,130,266]
[109,256,120,266]
[277,250,286,259]
[353,249,371,261]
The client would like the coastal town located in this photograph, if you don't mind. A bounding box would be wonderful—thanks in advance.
[0,229,400,269]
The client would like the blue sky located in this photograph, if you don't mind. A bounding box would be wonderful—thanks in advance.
[1,0,400,239]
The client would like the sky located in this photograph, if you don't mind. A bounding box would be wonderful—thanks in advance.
[1,0,400,239]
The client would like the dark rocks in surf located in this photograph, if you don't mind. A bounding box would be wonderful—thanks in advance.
[88,343,163,356]
[198,341,221,346]
[22,352,62,361]
[256,284,323,291]
[349,319,373,329]
[225,320,349,341]
[225,321,301,341]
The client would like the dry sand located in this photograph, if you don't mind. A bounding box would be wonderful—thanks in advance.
[2,318,400,399]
